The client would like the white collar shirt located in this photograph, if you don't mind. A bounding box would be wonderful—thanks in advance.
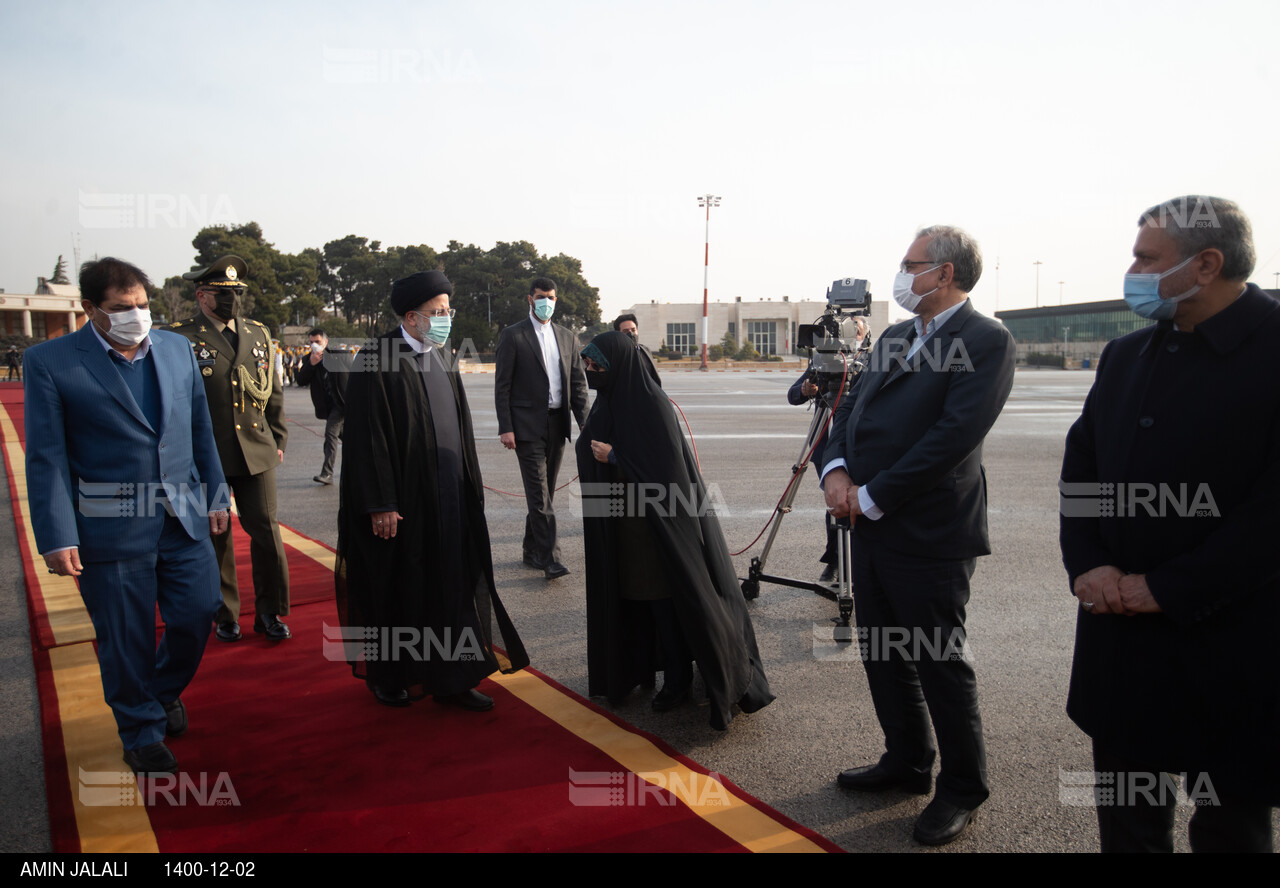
[530,313,563,409]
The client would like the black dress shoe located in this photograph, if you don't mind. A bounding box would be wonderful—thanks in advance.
[123,741,178,774]
[544,561,570,580]
[818,563,838,585]
[522,554,546,569]
[651,684,690,712]
[253,614,292,640]
[836,760,933,794]
[366,681,410,708]
[433,689,494,712]
[215,621,241,642]
[163,698,187,738]
[313,474,333,485]
[913,797,978,846]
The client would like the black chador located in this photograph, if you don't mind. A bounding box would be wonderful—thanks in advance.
[576,331,773,729]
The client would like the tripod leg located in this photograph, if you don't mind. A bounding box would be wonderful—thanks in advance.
[753,401,831,572]
[833,522,854,643]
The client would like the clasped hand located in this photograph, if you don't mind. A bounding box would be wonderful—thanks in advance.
[1073,566,1161,615]
[822,468,863,521]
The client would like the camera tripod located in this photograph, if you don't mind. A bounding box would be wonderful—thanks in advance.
[740,390,854,642]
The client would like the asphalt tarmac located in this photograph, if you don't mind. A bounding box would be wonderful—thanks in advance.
[2,368,1274,853]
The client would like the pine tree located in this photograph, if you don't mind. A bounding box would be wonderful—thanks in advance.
[50,255,70,284]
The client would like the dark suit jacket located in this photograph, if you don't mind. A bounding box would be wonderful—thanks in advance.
[296,348,351,420]
[1060,284,1280,803]
[23,326,227,562]
[494,317,588,442]
[823,300,1015,560]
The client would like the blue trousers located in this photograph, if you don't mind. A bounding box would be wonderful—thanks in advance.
[77,514,220,750]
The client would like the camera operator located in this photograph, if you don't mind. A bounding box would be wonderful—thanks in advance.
[789,316,868,584]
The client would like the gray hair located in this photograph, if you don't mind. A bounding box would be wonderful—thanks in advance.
[916,225,982,292]
[1138,196,1255,281]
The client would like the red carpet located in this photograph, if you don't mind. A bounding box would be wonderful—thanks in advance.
[1,380,839,854]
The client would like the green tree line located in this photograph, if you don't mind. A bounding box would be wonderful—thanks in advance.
[158,222,601,350]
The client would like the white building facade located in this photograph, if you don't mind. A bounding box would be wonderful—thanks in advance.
[621,297,890,357]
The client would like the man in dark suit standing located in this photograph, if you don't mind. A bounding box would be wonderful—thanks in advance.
[613,313,660,386]
[166,256,291,642]
[822,225,1015,846]
[494,276,588,579]
[1061,196,1277,852]
[25,257,228,774]
[296,328,350,485]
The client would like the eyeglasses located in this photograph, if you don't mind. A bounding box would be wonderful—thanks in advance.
[899,260,943,274]
[417,308,456,318]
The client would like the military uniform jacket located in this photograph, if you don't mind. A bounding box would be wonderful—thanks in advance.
[165,313,287,478]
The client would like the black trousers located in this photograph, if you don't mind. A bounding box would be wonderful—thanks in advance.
[851,540,988,808]
[515,408,567,563]
[1091,740,1275,852]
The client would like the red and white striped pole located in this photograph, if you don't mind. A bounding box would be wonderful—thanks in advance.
[697,194,720,371]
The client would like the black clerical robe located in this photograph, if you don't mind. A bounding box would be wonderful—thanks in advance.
[335,331,528,696]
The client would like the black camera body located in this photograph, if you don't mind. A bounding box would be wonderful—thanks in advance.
[797,278,872,405]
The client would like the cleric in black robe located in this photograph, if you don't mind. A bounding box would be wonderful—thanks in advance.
[335,271,528,711]
[576,331,774,730]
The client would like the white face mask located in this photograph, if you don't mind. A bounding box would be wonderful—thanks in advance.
[891,266,941,313]
[101,306,152,346]
[310,342,325,354]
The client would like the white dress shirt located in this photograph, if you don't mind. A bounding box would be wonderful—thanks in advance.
[530,313,563,409]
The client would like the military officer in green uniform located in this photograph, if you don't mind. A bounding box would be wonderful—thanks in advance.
[166,255,291,642]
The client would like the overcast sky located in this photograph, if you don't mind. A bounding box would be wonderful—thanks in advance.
[2,0,1277,325]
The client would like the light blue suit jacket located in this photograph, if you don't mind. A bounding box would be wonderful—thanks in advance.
[24,325,228,562]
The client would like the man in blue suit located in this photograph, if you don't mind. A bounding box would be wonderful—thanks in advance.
[25,257,229,774]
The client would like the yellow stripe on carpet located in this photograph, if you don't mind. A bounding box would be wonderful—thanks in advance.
[0,400,96,646]
[278,526,335,572]
[227,499,336,573]
[490,670,827,853]
[49,643,158,852]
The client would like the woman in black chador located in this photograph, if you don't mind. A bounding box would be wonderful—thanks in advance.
[575,331,773,730]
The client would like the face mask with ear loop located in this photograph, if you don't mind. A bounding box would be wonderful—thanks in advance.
[1122,254,1201,320]
[891,265,942,312]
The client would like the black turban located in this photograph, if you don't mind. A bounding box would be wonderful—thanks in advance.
[390,271,453,316]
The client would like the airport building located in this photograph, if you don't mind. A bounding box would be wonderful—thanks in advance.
[0,278,86,340]
[996,289,1280,368]
[619,296,891,357]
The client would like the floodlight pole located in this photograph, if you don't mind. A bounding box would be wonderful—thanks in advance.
[697,194,721,371]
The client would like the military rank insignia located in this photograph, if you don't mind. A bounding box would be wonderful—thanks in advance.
[194,342,218,376]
